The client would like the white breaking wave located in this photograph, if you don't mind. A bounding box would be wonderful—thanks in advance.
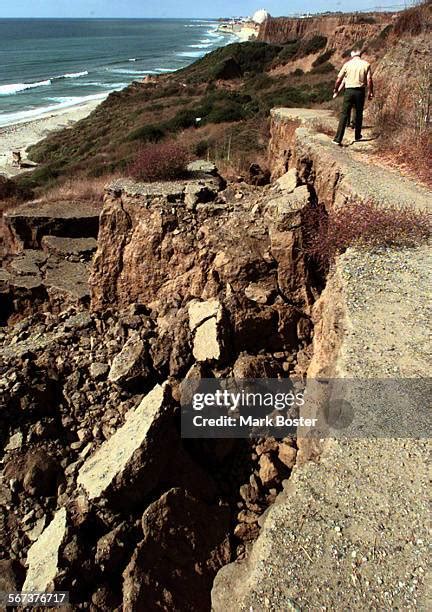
[0,79,51,96]
[0,92,108,127]
[107,68,159,75]
[56,71,89,79]
[189,43,213,48]
[154,68,176,73]
[129,58,137,62]
[0,70,89,96]
[79,81,128,88]
[176,50,206,58]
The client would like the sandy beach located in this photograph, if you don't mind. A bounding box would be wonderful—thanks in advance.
[0,98,103,178]
[217,23,258,42]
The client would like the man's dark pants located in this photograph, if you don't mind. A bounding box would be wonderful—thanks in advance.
[334,87,365,143]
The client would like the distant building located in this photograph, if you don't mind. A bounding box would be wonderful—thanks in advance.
[252,9,270,24]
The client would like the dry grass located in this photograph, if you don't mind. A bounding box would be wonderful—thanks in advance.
[40,176,113,205]
[303,200,430,269]
[369,51,432,185]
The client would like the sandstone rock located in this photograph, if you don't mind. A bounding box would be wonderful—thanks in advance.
[108,333,149,387]
[187,159,218,176]
[21,450,62,497]
[275,167,298,192]
[258,453,279,488]
[91,585,120,611]
[4,431,23,451]
[95,523,130,574]
[188,298,222,331]
[278,443,297,469]
[193,317,222,362]
[89,362,109,380]
[77,383,175,506]
[150,308,192,377]
[23,508,68,592]
[255,438,279,456]
[27,517,47,542]
[189,299,226,363]
[123,488,231,611]
[41,236,97,258]
[244,282,273,304]
[233,521,260,541]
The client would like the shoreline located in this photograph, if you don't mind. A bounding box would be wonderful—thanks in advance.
[0,98,104,178]
[217,22,258,42]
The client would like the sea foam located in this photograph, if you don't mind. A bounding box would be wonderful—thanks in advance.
[0,92,108,127]
[0,80,51,96]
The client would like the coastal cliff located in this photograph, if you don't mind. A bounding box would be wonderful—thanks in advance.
[0,3,431,609]
[258,12,392,46]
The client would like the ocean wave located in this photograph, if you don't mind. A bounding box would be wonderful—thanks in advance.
[0,79,51,96]
[55,71,89,79]
[189,43,213,48]
[129,58,137,62]
[176,50,206,58]
[0,92,108,127]
[74,81,128,88]
[0,70,89,96]
[107,68,158,75]
[154,68,176,73]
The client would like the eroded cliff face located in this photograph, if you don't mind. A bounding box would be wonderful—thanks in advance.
[258,13,392,48]
[89,168,320,383]
[1,161,326,610]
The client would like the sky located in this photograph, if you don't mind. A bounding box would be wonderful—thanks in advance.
[0,0,404,18]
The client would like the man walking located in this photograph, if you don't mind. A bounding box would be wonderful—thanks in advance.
[332,49,374,145]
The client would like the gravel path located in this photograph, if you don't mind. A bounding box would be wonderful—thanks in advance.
[213,246,431,611]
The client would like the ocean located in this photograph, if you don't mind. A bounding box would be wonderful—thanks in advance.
[0,18,235,127]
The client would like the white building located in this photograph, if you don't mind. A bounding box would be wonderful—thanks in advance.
[252,9,270,24]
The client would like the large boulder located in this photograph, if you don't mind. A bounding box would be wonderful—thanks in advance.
[23,508,68,592]
[123,488,231,611]
[76,383,175,507]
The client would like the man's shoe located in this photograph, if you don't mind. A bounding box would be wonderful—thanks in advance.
[332,139,342,146]
[355,135,363,141]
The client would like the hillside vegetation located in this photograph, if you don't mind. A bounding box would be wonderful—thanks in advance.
[21,41,336,191]
[18,1,431,192]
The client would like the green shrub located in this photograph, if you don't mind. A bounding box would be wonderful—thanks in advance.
[126,124,166,142]
[312,49,334,67]
[164,108,199,131]
[292,68,304,76]
[300,36,328,57]
[312,62,335,74]
[204,103,246,124]
[276,41,300,64]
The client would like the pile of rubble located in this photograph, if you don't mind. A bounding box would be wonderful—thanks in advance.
[0,162,323,610]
